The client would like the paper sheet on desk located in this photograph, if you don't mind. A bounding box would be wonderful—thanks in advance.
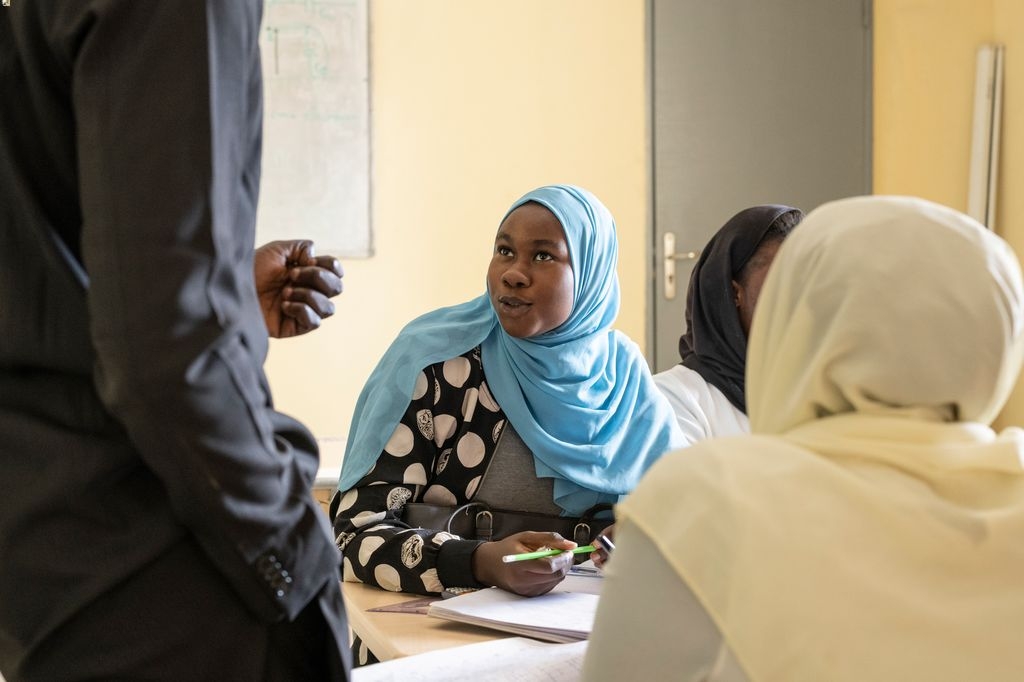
[350,637,587,682]
[363,562,600,618]
[427,588,598,643]
[561,560,603,595]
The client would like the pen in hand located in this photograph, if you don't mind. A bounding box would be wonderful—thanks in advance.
[501,545,597,563]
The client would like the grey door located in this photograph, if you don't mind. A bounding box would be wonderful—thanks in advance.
[651,0,872,371]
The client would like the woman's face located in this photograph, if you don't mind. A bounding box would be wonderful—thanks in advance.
[487,202,575,338]
[732,238,782,337]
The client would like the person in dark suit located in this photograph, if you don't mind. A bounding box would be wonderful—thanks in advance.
[0,2,352,680]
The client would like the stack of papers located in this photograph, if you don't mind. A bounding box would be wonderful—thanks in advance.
[426,587,599,643]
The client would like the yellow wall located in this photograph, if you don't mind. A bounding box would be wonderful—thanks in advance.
[992,0,1024,426]
[874,0,1024,427]
[873,0,993,207]
[263,0,649,471]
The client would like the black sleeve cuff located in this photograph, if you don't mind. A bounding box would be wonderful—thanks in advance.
[436,539,486,589]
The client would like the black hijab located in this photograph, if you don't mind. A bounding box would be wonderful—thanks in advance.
[678,205,803,413]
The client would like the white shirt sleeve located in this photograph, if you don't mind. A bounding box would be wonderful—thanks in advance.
[654,365,750,444]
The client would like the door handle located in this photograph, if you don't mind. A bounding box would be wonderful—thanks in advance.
[663,232,700,300]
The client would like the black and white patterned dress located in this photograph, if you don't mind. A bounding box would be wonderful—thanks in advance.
[333,347,512,594]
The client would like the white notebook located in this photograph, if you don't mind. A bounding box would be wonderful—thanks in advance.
[350,637,588,682]
[426,587,599,643]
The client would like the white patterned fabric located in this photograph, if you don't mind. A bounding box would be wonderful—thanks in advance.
[333,348,510,594]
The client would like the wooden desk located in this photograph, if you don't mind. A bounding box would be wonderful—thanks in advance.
[341,582,511,661]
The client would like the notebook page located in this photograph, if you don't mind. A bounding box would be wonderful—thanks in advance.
[351,637,587,682]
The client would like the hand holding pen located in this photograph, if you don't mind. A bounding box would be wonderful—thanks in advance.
[472,531,576,597]
[590,527,616,569]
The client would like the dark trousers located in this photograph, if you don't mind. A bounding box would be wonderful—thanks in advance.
[6,536,350,681]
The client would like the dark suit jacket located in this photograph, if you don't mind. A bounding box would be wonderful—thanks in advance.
[0,2,347,678]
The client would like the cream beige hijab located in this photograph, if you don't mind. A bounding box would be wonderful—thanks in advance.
[619,196,1024,681]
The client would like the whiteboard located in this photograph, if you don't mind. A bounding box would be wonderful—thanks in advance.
[256,0,371,257]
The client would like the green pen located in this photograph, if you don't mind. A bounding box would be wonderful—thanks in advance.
[501,545,597,563]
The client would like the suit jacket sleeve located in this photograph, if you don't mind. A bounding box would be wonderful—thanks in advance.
[72,0,337,623]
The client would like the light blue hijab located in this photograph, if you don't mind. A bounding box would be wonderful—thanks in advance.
[338,185,684,515]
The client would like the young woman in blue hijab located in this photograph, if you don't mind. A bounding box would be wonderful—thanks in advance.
[332,185,682,609]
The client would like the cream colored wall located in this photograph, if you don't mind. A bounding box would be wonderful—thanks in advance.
[873,0,993,206]
[992,0,1024,426]
[264,0,648,471]
[874,0,1024,427]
